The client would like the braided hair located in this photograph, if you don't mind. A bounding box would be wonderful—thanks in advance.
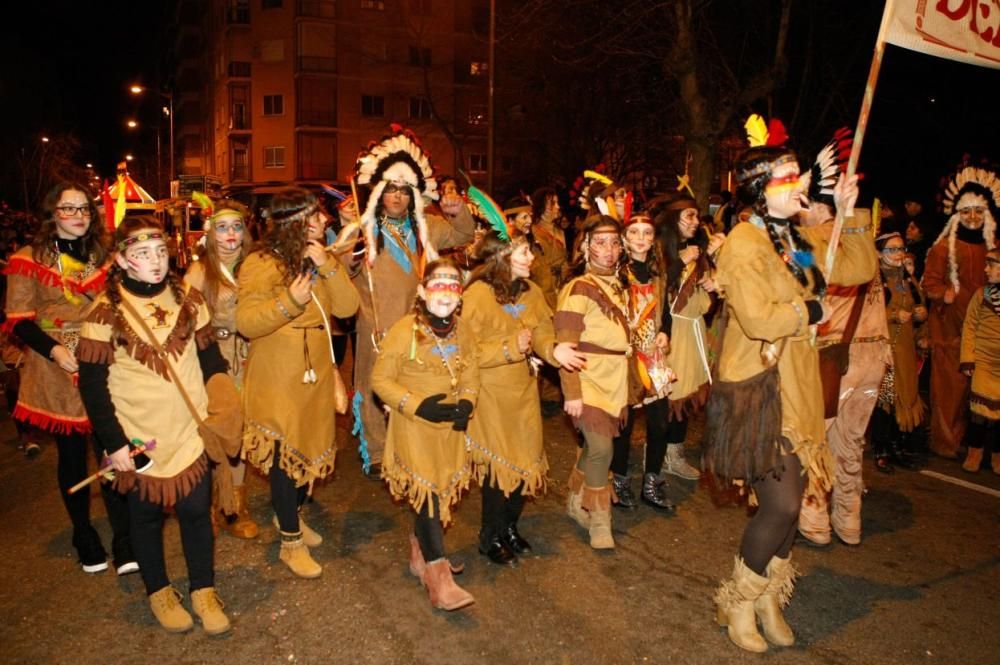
[736,146,826,296]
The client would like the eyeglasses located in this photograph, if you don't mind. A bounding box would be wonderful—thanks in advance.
[881,246,905,254]
[383,184,412,196]
[959,206,986,215]
[55,205,92,218]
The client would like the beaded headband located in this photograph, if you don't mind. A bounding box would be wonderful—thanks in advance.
[426,271,462,282]
[117,231,164,252]
[270,203,319,225]
[424,282,463,293]
[737,154,796,184]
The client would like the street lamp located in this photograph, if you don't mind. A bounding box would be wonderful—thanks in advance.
[41,136,50,143]
[129,84,174,189]
[125,154,134,162]
[127,119,138,129]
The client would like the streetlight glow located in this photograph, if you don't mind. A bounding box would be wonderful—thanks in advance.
[125,154,134,161]
[127,119,138,128]
[130,85,144,94]
[41,136,50,143]
[86,163,93,168]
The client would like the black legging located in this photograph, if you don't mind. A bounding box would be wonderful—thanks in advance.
[481,477,526,542]
[414,496,445,562]
[739,453,805,575]
[271,455,309,533]
[966,417,999,451]
[129,468,213,595]
[57,432,130,544]
[611,397,670,476]
[870,407,899,458]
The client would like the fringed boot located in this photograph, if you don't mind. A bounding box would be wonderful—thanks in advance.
[714,556,769,653]
[582,485,614,550]
[224,484,259,539]
[279,531,322,578]
[754,556,797,647]
[421,559,474,611]
[566,467,590,529]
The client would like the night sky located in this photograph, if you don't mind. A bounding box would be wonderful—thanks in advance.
[2,1,999,213]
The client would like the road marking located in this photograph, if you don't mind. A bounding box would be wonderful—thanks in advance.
[919,470,1000,498]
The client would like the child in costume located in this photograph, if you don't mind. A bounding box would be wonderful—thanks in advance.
[557,214,631,550]
[2,181,133,574]
[77,217,233,634]
[184,197,259,538]
[371,258,480,611]
[236,187,359,579]
[960,248,1000,473]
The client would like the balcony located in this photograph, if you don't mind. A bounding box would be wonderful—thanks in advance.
[297,109,336,127]
[297,56,336,73]
[231,164,250,181]
[298,0,335,19]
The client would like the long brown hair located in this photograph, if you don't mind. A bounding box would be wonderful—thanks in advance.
[195,199,253,311]
[467,229,529,304]
[256,187,316,283]
[33,182,109,265]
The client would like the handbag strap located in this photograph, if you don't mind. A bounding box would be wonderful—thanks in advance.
[841,282,869,345]
[119,295,206,428]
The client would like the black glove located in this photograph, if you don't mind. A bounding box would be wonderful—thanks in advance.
[415,394,458,423]
[452,399,474,431]
[805,300,824,325]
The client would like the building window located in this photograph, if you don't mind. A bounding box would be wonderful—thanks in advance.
[297,22,336,72]
[469,154,487,173]
[228,0,250,23]
[264,146,286,168]
[361,0,384,9]
[298,0,335,18]
[362,94,385,117]
[230,84,251,130]
[410,0,432,15]
[231,140,250,181]
[263,94,284,116]
[470,60,488,76]
[298,78,337,126]
[298,133,337,179]
[228,61,251,77]
[468,104,487,125]
[262,0,282,7]
[409,97,431,120]
[408,46,431,67]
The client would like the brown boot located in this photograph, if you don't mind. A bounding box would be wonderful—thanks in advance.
[992,452,1000,475]
[191,587,231,635]
[582,485,614,549]
[962,447,983,473]
[149,585,194,633]
[420,559,474,611]
[272,512,323,547]
[566,467,590,529]
[754,556,796,647]
[279,532,322,579]
[409,534,464,578]
[714,556,769,653]
[224,485,259,539]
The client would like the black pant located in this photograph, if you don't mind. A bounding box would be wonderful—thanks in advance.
[129,468,213,595]
[57,432,130,547]
[414,496,445,562]
[966,417,999,451]
[870,407,900,458]
[480,476,526,544]
[611,397,671,476]
[271,455,309,533]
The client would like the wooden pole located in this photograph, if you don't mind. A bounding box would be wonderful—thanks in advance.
[825,0,896,278]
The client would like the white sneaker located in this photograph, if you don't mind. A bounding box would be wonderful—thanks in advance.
[116,561,140,575]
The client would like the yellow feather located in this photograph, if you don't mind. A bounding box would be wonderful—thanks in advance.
[583,170,613,185]
[872,198,881,237]
[744,114,769,148]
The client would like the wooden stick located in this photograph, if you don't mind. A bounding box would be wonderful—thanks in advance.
[825,0,896,279]
[351,177,383,353]
[67,442,154,494]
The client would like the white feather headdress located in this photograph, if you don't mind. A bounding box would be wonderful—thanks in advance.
[933,166,999,292]
[354,124,439,266]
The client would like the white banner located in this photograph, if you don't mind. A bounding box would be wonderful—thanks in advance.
[884,0,1000,69]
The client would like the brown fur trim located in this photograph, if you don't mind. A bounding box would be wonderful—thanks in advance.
[112,290,202,380]
[86,301,116,326]
[971,392,1000,412]
[569,279,630,337]
[113,454,209,507]
[195,323,214,350]
[573,404,626,438]
[702,365,784,482]
[76,338,115,365]
[668,382,710,421]
[580,484,611,511]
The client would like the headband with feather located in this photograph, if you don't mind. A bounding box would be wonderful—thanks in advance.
[809,127,853,206]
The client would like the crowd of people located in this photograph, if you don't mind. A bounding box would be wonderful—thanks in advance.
[2,122,998,653]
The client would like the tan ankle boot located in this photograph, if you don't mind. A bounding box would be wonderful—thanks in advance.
[279,532,322,578]
[272,512,323,547]
[409,533,426,577]
[963,447,983,473]
[191,587,231,635]
[566,467,590,529]
[421,559,474,611]
[582,485,614,550]
[754,556,796,646]
[992,452,1000,475]
[224,485,259,539]
[714,556,769,653]
[149,586,194,633]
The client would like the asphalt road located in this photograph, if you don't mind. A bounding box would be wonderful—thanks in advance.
[1,405,998,665]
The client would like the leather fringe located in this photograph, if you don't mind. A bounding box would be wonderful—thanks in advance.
[114,454,209,507]
[241,426,336,493]
[382,456,472,527]
[668,381,710,422]
[573,404,627,439]
[76,338,115,365]
[12,403,91,435]
[468,438,548,498]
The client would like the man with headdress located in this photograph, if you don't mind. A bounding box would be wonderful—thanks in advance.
[922,166,999,458]
[346,126,476,476]
[797,130,889,547]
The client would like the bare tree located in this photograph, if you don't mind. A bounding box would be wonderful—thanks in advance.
[15,134,90,213]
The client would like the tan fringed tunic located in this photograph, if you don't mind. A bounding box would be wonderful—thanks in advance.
[236,252,359,487]
[880,265,926,431]
[77,286,213,504]
[463,280,559,496]
[665,263,713,417]
[707,212,877,496]
[529,223,568,310]
[184,260,247,387]
[2,246,108,433]
[962,286,1000,422]
[370,314,480,525]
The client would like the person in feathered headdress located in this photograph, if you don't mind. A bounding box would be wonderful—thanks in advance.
[347,125,476,478]
[796,128,892,548]
[923,165,999,459]
[702,114,877,654]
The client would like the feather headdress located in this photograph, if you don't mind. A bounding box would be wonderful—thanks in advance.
[354,124,439,266]
[808,127,853,206]
[744,114,789,148]
[468,186,511,243]
[933,165,999,293]
[571,165,622,219]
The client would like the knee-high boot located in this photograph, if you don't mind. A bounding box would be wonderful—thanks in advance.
[714,556,769,653]
[754,555,797,647]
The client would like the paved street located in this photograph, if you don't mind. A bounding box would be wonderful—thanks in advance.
[2,404,998,665]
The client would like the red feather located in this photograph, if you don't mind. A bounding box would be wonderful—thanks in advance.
[766,119,788,147]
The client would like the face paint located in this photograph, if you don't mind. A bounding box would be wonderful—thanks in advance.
[624,221,655,259]
[212,212,245,253]
[419,269,463,318]
[764,157,809,219]
[587,230,622,271]
[985,255,1000,284]
[117,231,170,284]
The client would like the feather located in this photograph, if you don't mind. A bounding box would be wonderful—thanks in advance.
[745,114,769,147]
[766,119,788,147]
[192,191,214,218]
[583,169,613,185]
[872,198,881,237]
[468,185,510,242]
